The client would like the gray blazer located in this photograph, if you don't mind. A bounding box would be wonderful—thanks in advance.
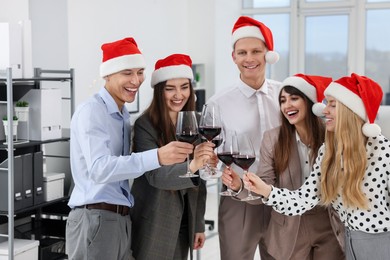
[130,114,206,260]
[249,127,345,259]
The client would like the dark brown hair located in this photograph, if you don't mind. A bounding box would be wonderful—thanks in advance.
[274,85,325,175]
[144,79,196,147]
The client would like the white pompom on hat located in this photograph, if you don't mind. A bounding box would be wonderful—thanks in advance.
[324,73,383,137]
[231,16,279,64]
[281,74,332,117]
[100,37,146,78]
[151,54,194,88]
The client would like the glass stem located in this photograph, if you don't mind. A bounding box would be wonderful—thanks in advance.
[244,170,252,197]
[227,167,235,194]
[186,154,191,174]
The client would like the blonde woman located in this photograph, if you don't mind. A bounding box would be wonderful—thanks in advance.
[244,73,390,260]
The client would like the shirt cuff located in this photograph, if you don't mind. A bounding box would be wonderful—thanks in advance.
[141,148,161,171]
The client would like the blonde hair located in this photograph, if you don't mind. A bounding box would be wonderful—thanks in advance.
[320,101,368,209]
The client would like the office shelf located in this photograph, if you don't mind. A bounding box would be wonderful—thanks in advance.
[0,68,74,260]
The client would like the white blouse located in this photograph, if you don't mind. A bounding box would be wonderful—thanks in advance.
[264,134,390,234]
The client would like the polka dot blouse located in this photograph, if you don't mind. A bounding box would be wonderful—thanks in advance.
[264,134,390,234]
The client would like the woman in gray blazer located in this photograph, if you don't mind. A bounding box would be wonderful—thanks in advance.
[223,74,345,259]
[130,54,215,260]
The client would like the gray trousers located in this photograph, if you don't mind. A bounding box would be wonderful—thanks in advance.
[65,208,134,260]
[345,228,390,260]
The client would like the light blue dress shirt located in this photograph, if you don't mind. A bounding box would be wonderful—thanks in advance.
[68,87,160,208]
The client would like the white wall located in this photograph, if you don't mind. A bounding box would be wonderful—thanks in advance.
[214,0,241,95]
[1,0,242,119]
[67,0,192,115]
[29,0,68,70]
[0,0,29,22]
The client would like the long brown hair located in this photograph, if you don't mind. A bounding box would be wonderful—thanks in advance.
[320,101,368,209]
[144,80,196,147]
[274,86,325,175]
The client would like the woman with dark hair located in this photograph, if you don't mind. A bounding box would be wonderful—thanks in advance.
[244,73,390,260]
[223,74,345,259]
[130,54,215,260]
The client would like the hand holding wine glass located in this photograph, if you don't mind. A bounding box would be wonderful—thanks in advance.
[243,172,272,198]
[199,104,222,176]
[176,111,199,178]
[200,132,224,180]
[218,129,239,196]
[233,134,261,201]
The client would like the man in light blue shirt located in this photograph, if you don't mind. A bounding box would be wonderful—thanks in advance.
[65,37,194,260]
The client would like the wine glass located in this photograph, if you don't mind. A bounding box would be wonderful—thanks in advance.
[175,111,199,178]
[217,129,239,196]
[233,134,260,201]
[198,104,222,175]
[199,131,224,181]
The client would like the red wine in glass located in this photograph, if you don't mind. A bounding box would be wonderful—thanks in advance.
[176,133,199,144]
[200,136,223,148]
[211,137,223,148]
[234,134,260,201]
[198,126,221,141]
[217,152,238,167]
[217,129,239,196]
[176,111,199,178]
[199,104,223,176]
[232,155,256,171]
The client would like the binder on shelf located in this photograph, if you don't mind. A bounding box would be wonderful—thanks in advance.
[0,156,24,211]
[33,151,44,205]
[22,154,33,209]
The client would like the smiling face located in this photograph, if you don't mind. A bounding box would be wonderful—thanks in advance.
[163,78,191,121]
[105,68,145,111]
[280,88,308,128]
[323,95,337,132]
[232,37,267,88]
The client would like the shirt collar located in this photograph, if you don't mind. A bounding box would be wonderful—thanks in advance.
[237,78,269,98]
[295,131,302,144]
[296,131,310,149]
[99,87,130,120]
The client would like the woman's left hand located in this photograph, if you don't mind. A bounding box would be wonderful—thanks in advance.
[193,232,206,250]
[190,142,215,172]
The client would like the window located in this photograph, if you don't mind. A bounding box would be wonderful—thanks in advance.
[242,0,390,101]
[305,15,348,79]
[365,9,390,100]
[242,0,290,8]
[253,14,290,80]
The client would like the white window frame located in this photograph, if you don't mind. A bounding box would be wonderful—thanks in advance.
[242,0,390,78]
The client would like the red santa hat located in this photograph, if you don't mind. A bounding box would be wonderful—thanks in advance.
[100,37,146,78]
[231,16,279,64]
[324,73,383,137]
[282,74,332,116]
[151,54,194,87]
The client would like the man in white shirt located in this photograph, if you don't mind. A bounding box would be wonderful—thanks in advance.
[208,16,281,260]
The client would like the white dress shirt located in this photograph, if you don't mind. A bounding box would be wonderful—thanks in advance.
[208,78,281,174]
[296,131,312,183]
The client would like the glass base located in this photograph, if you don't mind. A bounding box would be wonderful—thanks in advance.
[179,172,199,178]
[199,167,222,181]
[240,194,261,201]
[219,190,237,196]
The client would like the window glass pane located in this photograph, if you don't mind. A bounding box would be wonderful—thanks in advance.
[305,15,348,79]
[243,0,290,8]
[253,14,290,81]
[366,0,390,2]
[366,9,390,103]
